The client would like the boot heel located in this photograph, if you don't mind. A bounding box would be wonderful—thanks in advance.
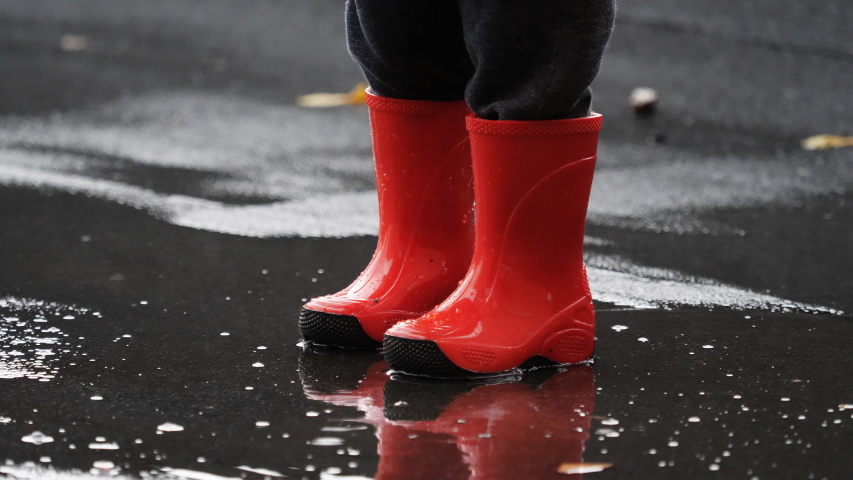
[541,329,595,365]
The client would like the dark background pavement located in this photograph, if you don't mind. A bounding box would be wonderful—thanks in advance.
[1,1,852,479]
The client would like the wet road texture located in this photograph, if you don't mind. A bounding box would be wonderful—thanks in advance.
[1,1,852,479]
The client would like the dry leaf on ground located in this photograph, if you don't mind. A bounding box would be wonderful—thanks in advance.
[801,134,853,150]
[296,83,368,108]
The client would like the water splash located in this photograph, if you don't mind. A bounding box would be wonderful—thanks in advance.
[1,297,92,381]
[0,462,135,480]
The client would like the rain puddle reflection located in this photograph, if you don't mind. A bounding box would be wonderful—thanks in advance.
[299,347,595,479]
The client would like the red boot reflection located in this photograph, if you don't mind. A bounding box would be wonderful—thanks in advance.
[300,351,594,480]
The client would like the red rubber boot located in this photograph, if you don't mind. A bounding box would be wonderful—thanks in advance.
[384,113,602,375]
[299,94,475,348]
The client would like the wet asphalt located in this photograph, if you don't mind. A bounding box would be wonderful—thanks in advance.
[1,1,852,479]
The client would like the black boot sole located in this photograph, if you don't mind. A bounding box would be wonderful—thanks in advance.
[298,308,381,349]
[384,335,576,379]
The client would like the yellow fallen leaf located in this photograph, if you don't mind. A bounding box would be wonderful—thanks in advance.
[296,83,368,108]
[801,134,853,150]
[60,34,87,52]
[557,462,613,475]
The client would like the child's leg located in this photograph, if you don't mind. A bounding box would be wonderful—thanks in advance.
[459,0,616,120]
[346,0,473,101]
[384,1,616,376]
[299,1,477,348]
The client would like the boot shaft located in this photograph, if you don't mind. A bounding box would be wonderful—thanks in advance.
[464,114,601,307]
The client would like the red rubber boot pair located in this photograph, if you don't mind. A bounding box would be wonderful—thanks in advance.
[301,93,601,377]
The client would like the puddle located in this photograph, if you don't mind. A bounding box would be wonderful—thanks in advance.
[584,254,839,313]
[299,349,595,479]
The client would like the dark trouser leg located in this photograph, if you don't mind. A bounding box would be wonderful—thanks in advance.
[346,0,616,119]
[459,0,616,120]
[346,0,473,102]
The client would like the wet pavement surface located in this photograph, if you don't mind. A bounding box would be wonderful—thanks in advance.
[2,1,852,479]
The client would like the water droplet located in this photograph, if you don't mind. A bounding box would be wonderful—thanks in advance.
[220,332,230,336]
[139,301,148,305]
[90,396,103,401]
[781,397,791,402]
[709,464,720,471]
[688,417,701,423]
[257,346,267,350]
[611,325,628,332]
[558,463,614,474]
[156,422,184,432]
[668,441,679,447]
[638,337,649,342]
[21,432,54,445]
[39,456,51,463]
[305,411,320,417]
[649,449,657,455]
[197,457,205,463]
[92,461,114,470]
[256,421,270,428]
[601,418,619,426]
[252,362,264,368]
[88,442,119,450]
[236,466,285,477]
[702,345,714,349]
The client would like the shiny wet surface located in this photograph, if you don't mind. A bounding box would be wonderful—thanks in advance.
[2,1,853,479]
[2,188,852,479]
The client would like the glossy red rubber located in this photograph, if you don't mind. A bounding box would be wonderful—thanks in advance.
[302,94,475,344]
[385,113,602,374]
[302,359,594,480]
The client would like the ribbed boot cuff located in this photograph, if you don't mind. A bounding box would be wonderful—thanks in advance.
[466,113,603,136]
